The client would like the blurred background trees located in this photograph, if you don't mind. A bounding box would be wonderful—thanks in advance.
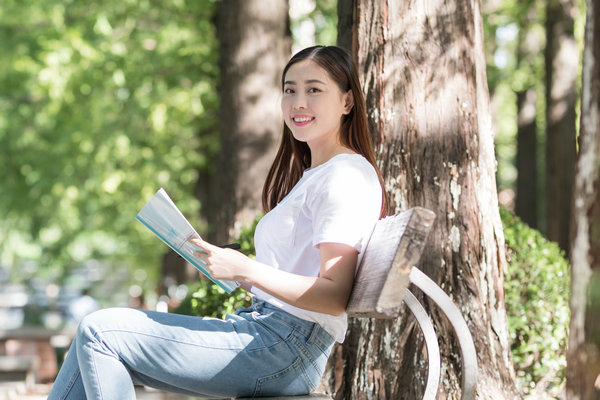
[0,0,219,305]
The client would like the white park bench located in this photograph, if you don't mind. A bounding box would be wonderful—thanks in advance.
[242,207,477,400]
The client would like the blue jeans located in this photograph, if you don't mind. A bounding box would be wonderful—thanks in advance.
[47,300,334,399]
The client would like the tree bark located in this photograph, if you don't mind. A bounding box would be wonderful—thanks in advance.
[515,88,538,228]
[203,0,290,244]
[567,0,600,398]
[544,0,578,253]
[326,0,520,398]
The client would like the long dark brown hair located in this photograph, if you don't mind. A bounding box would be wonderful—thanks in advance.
[262,45,389,217]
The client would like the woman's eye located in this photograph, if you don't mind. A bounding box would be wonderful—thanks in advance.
[284,88,294,94]
[308,88,321,93]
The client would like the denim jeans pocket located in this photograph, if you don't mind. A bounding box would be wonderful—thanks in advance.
[253,356,314,397]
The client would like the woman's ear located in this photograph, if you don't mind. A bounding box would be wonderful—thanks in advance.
[342,90,354,115]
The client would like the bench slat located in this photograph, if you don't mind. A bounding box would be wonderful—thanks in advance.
[347,207,435,318]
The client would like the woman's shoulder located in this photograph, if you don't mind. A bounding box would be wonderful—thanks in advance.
[319,153,378,181]
[303,154,380,201]
[307,153,383,219]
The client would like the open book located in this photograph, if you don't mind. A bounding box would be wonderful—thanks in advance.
[136,188,238,294]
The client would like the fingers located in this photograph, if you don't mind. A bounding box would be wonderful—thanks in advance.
[189,237,211,262]
[189,237,218,253]
[188,238,244,280]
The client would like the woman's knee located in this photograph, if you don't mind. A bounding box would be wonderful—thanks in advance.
[76,307,137,340]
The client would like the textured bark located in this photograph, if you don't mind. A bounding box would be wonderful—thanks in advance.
[544,0,578,252]
[566,0,600,398]
[515,88,538,228]
[204,0,290,244]
[324,0,520,398]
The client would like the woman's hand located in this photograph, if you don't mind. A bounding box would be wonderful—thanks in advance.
[189,237,252,282]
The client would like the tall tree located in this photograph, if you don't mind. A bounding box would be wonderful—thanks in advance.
[567,0,600,397]
[327,0,520,398]
[544,0,579,253]
[515,1,543,229]
[515,87,538,227]
[201,0,290,245]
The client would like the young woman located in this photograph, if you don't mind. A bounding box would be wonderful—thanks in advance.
[48,45,388,400]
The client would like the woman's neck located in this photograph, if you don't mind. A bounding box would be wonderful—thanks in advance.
[309,146,356,169]
[307,135,356,168]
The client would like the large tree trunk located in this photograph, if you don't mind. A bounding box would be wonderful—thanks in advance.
[544,0,578,253]
[566,0,600,398]
[325,0,520,398]
[203,0,290,244]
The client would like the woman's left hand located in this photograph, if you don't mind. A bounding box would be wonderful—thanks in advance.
[189,237,251,282]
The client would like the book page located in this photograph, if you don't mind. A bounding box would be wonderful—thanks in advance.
[136,188,237,293]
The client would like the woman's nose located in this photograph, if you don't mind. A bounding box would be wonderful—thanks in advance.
[292,93,307,109]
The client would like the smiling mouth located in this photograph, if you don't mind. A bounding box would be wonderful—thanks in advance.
[292,116,314,125]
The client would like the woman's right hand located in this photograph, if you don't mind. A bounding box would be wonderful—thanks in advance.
[189,237,253,284]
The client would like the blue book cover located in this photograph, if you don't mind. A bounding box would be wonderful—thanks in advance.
[136,188,237,294]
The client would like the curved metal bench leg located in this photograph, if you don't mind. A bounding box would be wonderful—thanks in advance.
[409,267,478,400]
[404,289,441,400]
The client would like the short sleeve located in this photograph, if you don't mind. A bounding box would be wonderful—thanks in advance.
[308,161,382,251]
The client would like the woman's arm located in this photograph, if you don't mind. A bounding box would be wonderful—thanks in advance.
[190,238,357,316]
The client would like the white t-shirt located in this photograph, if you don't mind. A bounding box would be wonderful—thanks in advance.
[252,153,382,342]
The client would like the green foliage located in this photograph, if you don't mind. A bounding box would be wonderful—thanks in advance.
[0,0,219,292]
[501,207,570,396]
[173,279,253,319]
[484,0,586,200]
[174,216,260,318]
[484,0,547,193]
[290,0,337,49]
[237,215,261,257]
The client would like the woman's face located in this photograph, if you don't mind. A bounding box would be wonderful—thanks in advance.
[281,59,353,150]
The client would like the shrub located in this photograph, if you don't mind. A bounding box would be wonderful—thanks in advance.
[501,207,570,397]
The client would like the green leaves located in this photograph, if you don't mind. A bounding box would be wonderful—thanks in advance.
[0,0,218,287]
[502,207,570,396]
